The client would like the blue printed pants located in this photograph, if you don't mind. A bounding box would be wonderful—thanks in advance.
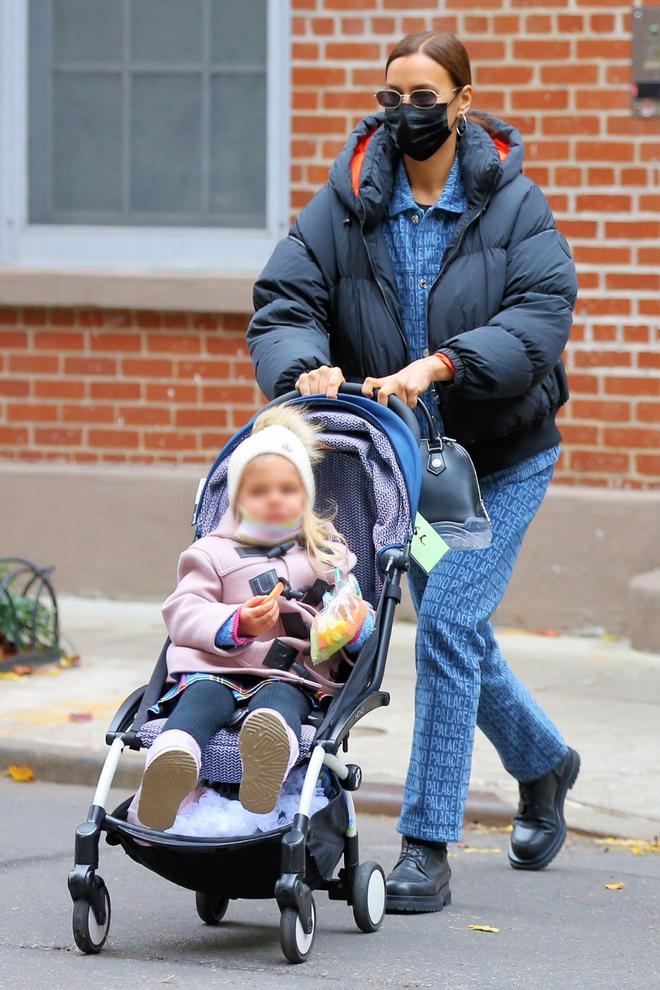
[398,447,568,843]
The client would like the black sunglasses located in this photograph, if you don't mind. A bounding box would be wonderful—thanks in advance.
[375,87,461,110]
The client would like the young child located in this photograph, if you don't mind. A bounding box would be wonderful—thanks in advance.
[132,404,375,831]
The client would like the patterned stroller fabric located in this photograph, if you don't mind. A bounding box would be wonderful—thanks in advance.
[195,407,414,607]
[138,719,317,784]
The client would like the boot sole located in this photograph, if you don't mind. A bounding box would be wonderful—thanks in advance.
[508,748,581,871]
[239,710,290,814]
[386,884,452,915]
[138,749,199,831]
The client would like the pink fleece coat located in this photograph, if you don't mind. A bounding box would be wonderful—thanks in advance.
[162,509,360,697]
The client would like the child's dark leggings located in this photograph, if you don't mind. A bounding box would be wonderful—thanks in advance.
[164,679,314,754]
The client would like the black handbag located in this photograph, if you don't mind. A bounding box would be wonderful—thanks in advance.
[415,399,492,550]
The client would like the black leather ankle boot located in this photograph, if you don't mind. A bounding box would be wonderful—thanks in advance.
[508,747,581,871]
[385,836,452,913]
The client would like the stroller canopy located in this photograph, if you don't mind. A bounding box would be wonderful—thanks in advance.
[195,394,422,607]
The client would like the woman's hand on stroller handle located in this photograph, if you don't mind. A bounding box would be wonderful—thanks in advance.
[285,371,423,440]
[363,356,453,409]
[238,594,280,638]
[295,365,345,399]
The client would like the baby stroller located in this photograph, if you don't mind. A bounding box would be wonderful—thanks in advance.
[68,384,424,964]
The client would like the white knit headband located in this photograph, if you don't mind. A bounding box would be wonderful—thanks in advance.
[227,424,315,511]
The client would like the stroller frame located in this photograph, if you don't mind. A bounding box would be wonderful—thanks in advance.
[68,386,420,964]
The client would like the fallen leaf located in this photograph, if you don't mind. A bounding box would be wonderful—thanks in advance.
[604,882,624,891]
[0,671,20,680]
[468,924,500,934]
[535,629,561,637]
[12,664,33,676]
[68,712,93,722]
[464,847,501,854]
[59,653,80,669]
[6,764,35,783]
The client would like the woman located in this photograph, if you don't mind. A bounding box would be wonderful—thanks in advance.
[248,31,580,913]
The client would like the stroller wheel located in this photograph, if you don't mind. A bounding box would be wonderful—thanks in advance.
[352,862,386,933]
[72,883,111,954]
[280,896,316,964]
[195,891,229,926]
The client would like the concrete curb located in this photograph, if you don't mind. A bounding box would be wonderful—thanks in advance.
[0,737,145,790]
[0,736,515,828]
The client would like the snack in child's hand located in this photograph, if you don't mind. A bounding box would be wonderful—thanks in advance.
[310,571,369,664]
[264,581,285,602]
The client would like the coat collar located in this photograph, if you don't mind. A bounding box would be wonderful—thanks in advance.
[329,110,524,229]
[387,153,468,218]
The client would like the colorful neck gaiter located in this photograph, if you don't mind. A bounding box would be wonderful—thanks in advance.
[234,512,304,547]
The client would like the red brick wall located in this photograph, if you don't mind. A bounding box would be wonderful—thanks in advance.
[0,308,257,463]
[1,1,659,486]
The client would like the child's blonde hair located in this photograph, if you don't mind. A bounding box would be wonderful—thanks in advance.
[246,403,348,574]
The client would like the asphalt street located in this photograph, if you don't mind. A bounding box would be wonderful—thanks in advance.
[1,780,658,990]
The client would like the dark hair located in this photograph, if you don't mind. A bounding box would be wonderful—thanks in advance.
[385,31,472,88]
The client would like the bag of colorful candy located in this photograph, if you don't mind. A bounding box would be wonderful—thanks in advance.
[310,570,369,664]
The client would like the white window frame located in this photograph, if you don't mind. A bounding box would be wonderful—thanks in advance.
[0,0,290,273]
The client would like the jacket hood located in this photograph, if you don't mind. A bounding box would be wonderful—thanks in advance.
[210,507,242,540]
[328,109,525,228]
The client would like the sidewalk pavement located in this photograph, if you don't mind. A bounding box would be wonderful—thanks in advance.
[1,596,659,840]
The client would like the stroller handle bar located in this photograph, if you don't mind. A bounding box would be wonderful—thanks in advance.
[271,380,424,442]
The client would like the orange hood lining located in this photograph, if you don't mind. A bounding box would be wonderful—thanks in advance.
[493,136,509,162]
[350,131,376,198]
[349,127,510,198]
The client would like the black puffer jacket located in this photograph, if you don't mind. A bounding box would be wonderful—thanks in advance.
[248,111,578,476]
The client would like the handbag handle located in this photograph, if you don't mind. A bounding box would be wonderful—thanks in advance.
[414,396,443,448]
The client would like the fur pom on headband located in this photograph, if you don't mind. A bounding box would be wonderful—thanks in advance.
[251,404,323,465]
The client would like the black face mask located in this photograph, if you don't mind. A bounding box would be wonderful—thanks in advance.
[384,103,453,161]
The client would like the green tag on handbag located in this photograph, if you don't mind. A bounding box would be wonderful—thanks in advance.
[410,512,450,574]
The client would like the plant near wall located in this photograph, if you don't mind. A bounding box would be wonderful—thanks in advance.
[0,559,61,667]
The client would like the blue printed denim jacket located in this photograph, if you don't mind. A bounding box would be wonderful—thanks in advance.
[382,154,468,437]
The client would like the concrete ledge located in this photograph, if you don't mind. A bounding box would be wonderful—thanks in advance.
[0,736,514,828]
[629,569,660,653]
[0,266,256,313]
[3,462,660,643]
[495,487,660,640]
[0,461,198,599]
